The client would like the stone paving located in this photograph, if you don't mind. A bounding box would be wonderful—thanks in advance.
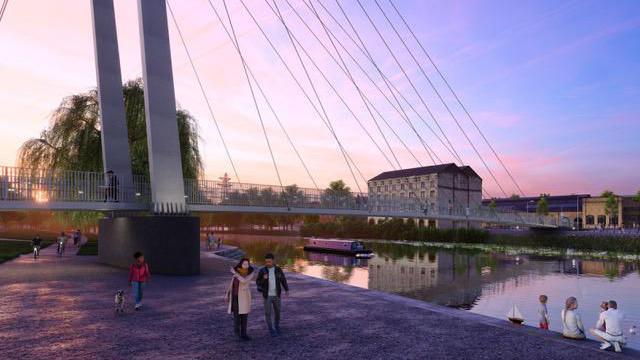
[1,243,638,360]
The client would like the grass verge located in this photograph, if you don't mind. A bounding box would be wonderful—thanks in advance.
[0,239,53,264]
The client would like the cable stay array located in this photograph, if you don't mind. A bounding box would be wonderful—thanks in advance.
[166,0,525,198]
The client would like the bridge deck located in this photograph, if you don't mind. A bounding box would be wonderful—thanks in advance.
[0,166,557,228]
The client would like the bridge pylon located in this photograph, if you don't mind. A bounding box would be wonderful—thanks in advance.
[91,0,199,275]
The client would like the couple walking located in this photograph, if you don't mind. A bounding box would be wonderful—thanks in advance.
[225,253,288,341]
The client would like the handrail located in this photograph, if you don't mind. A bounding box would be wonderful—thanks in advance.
[0,165,556,226]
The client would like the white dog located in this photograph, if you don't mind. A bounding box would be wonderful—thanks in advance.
[114,290,125,313]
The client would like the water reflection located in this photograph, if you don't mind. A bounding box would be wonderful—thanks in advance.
[222,234,640,349]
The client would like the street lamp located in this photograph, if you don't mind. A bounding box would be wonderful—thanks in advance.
[526,200,535,213]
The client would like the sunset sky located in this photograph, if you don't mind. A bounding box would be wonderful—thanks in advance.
[0,0,638,197]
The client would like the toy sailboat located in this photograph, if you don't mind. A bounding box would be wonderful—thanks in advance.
[507,305,524,324]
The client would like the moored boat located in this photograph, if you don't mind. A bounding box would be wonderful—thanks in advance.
[303,238,373,257]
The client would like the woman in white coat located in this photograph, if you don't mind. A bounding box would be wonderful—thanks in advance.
[225,258,255,341]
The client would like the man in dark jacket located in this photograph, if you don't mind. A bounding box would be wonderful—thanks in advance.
[256,253,289,336]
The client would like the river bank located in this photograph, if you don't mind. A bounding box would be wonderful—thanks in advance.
[1,242,636,359]
[300,219,640,254]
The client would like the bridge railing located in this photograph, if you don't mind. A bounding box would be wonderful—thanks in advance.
[0,167,556,226]
[183,178,369,210]
[0,166,149,204]
[184,180,556,226]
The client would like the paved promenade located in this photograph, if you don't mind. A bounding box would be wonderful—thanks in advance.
[0,244,637,359]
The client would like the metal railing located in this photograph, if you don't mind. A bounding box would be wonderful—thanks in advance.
[0,166,149,203]
[184,178,368,210]
[0,166,557,227]
[184,179,557,226]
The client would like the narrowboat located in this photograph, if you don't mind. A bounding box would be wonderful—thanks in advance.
[303,238,374,257]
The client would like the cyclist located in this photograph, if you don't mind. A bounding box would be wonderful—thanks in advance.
[32,234,42,259]
[57,231,67,256]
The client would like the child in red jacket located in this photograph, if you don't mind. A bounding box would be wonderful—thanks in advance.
[128,251,151,310]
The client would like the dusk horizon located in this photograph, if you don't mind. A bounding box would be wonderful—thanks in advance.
[1,0,638,197]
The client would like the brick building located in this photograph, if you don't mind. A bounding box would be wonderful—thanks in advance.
[367,163,482,229]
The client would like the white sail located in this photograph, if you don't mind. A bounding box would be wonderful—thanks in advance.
[508,305,524,320]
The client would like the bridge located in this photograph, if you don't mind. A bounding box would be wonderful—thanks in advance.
[0,0,557,273]
[0,165,556,228]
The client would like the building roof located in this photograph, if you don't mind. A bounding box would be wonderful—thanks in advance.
[368,163,481,182]
[459,166,481,179]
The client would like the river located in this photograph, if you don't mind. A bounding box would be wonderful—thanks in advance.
[220,233,640,350]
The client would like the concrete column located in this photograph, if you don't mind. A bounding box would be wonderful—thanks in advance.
[90,0,134,194]
[618,198,623,228]
[137,0,186,212]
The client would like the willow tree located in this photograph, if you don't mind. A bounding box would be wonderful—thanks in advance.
[17,79,203,230]
[18,78,202,179]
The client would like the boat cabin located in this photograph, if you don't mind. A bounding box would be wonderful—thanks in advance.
[304,238,372,256]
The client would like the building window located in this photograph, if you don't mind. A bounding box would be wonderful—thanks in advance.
[430,180,436,188]
[430,190,436,198]
[420,191,426,198]
[385,185,389,191]
[409,183,413,190]
[400,184,405,190]
[597,215,606,225]
[409,192,414,198]
[421,182,426,189]
[610,215,618,226]
[586,215,594,225]
[377,186,381,192]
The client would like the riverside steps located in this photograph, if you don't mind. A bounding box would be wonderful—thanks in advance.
[0,243,637,360]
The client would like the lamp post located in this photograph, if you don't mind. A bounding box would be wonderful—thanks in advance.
[526,199,535,213]
[576,195,580,231]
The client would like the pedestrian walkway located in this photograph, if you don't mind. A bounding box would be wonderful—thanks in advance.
[0,243,636,359]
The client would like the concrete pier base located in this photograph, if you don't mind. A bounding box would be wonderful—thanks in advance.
[98,216,200,275]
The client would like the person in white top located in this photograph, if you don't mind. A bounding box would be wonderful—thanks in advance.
[538,294,550,330]
[561,296,585,339]
[591,300,626,352]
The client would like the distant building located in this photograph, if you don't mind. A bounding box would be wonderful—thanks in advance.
[582,195,640,229]
[482,194,590,228]
[482,194,640,229]
[367,163,482,229]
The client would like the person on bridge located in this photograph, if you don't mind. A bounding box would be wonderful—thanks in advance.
[591,300,626,352]
[256,253,289,337]
[104,170,119,202]
[561,296,585,340]
[226,258,255,341]
[128,252,151,311]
